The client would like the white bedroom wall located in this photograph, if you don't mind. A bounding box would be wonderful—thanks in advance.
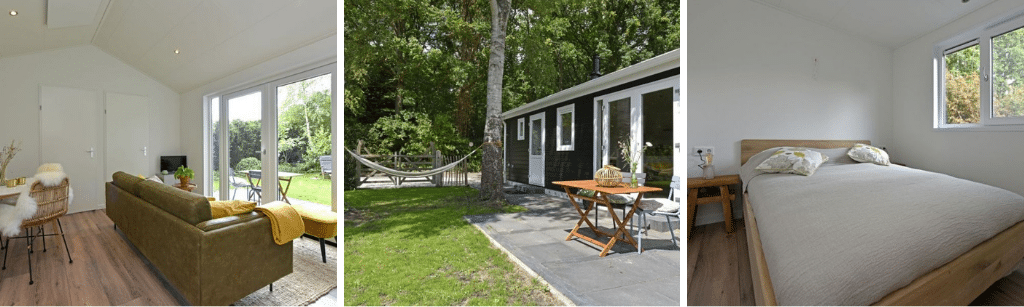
[688,0,894,226]
[180,34,336,196]
[0,45,180,206]
[893,0,1024,198]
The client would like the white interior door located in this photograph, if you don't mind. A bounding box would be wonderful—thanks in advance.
[40,86,103,213]
[528,113,545,186]
[105,93,149,177]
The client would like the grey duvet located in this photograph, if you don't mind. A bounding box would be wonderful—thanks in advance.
[741,160,1024,305]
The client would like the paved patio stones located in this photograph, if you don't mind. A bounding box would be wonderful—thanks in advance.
[465,193,681,306]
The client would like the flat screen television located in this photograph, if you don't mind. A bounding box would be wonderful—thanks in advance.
[160,156,187,173]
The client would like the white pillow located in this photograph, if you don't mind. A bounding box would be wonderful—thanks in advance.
[755,147,828,176]
[847,143,890,166]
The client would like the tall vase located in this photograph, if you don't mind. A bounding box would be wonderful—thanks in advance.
[630,172,639,188]
[0,161,7,184]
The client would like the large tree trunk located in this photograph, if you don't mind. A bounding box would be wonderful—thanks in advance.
[480,0,510,205]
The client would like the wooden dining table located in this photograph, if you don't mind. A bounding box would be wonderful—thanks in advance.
[552,180,662,257]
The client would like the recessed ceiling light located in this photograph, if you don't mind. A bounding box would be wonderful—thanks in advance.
[174,49,180,54]
[9,10,16,16]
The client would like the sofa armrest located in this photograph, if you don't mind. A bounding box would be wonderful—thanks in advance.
[196,212,262,232]
[198,213,293,305]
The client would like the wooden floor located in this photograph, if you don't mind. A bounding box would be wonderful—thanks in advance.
[0,209,181,305]
[688,220,1024,306]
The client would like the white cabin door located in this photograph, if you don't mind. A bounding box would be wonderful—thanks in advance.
[40,86,103,213]
[105,93,149,177]
[528,113,545,186]
[673,87,682,181]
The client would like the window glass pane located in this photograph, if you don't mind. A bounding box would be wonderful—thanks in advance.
[944,44,980,124]
[560,112,572,146]
[993,27,1024,118]
[642,88,673,198]
[608,97,631,172]
[228,91,263,201]
[530,119,541,155]
[211,97,220,193]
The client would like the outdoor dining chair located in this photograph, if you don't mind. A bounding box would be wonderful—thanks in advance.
[246,170,263,202]
[634,176,681,253]
[228,167,254,201]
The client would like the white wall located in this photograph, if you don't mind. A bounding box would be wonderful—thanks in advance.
[180,34,336,197]
[688,0,894,225]
[893,0,1024,198]
[0,45,180,208]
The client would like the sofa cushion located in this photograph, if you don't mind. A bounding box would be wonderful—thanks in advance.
[112,171,144,196]
[138,180,213,225]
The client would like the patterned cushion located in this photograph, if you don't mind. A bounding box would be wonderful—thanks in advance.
[755,147,828,176]
[639,198,680,213]
[847,143,890,166]
[577,189,633,204]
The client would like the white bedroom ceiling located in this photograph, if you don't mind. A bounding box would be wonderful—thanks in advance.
[0,0,337,93]
[754,0,996,48]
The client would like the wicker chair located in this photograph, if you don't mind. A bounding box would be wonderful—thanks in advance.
[1,178,73,285]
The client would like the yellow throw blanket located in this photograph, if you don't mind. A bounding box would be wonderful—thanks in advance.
[253,201,304,245]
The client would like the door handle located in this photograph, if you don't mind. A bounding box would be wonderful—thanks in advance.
[86,147,96,158]
[141,146,147,156]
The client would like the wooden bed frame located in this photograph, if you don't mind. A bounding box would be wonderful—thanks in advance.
[741,139,1024,305]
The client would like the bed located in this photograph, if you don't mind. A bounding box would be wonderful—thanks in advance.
[740,139,1024,305]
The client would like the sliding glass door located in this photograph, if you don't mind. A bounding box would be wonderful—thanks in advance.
[208,63,336,210]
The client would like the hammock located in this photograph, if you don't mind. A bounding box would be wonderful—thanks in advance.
[345,147,478,178]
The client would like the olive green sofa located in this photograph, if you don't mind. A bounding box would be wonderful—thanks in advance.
[104,171,292,305]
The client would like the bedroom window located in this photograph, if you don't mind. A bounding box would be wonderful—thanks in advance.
[937,14,1024,129]
[556,105,574,151]
[517,118,525,140]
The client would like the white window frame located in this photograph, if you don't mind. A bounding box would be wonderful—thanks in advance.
[555,105,575,151]
[936,9,1024,131]
[517,118,525,140]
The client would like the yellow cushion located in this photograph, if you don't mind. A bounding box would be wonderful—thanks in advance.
[209,200,257,219]
[292,204,338,239]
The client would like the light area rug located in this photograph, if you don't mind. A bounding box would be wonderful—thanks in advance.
[233,236,338,306]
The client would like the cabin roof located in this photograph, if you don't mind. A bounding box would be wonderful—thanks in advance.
[501,49,679,119]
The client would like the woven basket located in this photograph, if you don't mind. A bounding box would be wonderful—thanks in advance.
[24,178,69,228]
[594,165,623,187]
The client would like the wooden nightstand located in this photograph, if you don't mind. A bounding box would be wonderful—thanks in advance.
[687,174,741,238]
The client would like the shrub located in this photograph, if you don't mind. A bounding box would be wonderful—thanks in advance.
[236,157,261,171]
[344,152,361,190]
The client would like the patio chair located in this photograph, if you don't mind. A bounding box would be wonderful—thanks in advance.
[634,176,681,253]
[246,170,263,202]
[228,167,253,201]
[319,155,332,179]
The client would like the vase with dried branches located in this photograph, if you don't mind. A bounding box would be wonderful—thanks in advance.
[617,135,648,188]
[0,140,22,184]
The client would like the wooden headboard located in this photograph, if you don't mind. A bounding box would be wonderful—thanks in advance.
[740,139,870,165]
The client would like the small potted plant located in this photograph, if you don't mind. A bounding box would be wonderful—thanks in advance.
[174,165,194,186]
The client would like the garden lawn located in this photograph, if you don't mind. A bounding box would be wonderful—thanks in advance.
[344,187,557,306]
[213,173,332,205]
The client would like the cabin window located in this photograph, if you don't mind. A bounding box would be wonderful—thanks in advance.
[936,12,1024,130]
[517,118,525,140]
[556,105,575,151]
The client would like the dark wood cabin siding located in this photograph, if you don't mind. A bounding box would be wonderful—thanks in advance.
[505,115,529,183]
[504,67,680,190]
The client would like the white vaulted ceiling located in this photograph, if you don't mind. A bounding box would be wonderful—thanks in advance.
[0,0,336,93]
[752,0,996,48]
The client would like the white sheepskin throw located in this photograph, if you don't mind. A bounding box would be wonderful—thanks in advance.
[37,163,63,174]
[34,170,68,187]
[0,192,37,236]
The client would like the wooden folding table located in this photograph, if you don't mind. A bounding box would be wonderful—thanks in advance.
[553,180,662,257]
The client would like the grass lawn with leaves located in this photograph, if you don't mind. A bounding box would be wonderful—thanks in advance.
[344,187,558,306]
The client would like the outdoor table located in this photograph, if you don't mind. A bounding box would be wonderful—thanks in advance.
[552,180,662,257]
[246,170,302,204]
